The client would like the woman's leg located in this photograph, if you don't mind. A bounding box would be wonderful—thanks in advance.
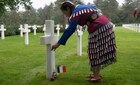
[93,66,101,79]
[87,66,100,78]
[86,66,101,82]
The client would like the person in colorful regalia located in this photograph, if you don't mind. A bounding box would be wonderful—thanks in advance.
[52,1,117,82]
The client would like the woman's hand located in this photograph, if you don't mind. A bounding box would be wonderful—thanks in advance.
[51,43,60,51]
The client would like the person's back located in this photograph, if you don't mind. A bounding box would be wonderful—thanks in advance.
[69,4,111,33]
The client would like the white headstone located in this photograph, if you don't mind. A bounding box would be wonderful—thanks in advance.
[36,25,42,28]
[19,25,24,37]
[113,24,116,31]
[76,25,83,56]
[0,25,6,40]
[113,24,115,28]
[56,24,60,37]
[43,24,46,36]
[139,24,140,32]
[23,24,31,45]
[40,20,58,79]
[32,25,37,35]
[28,25,32,28]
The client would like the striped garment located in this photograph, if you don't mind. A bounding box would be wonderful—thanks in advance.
[88,22,117,71]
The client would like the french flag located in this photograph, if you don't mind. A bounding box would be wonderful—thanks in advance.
[57,65,66,73]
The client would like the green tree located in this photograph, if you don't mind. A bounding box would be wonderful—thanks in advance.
[37,3,54,24]
[0,0,32,15]
[94,0,119,23]
[0,10,21,35]
[37,8,47,24]
[121,0,139,23]
[46,3,54,20]
[54,0,64,25]
[94,0,104,8]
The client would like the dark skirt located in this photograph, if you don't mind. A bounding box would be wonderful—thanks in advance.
[87,22,117,71]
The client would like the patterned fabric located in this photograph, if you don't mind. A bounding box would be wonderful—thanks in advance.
[87,15,110,33]
[58,4,97,45]
[69,8,94,20]
[70,5,97,26]
[88,22,116,70]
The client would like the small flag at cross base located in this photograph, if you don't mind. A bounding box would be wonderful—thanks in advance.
[57,65,66,73]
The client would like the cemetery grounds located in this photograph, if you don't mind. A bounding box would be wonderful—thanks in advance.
[0,27,140,85]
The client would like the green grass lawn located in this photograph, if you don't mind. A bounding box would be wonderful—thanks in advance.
[0,27,140,85]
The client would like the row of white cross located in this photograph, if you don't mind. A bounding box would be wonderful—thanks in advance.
[19,24,60,37]
[1,24,83,49]
[122,24,140,32]
[0,23,83,56]
[0,24,61,41]
[20,24,62,45]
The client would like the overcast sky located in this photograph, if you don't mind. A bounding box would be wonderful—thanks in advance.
[19,0,124,10]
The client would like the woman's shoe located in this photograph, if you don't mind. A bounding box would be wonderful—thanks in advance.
[86,74,102,78]
[86,77,102,83]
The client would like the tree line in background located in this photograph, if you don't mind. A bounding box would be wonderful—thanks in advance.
[0,0,139,36]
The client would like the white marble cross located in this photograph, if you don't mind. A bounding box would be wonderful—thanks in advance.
[40,20,58,79]
[56,24,60,37]
[19,25,24,37]
[113,24,115,28]
[0,25,6,40]
[23,24,31,45]
[76,25,83,56]
[32,25,37,35]
[43,24,46,36]
[113,24,116,31]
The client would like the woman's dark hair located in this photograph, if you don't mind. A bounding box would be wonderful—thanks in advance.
[60,1,75,14]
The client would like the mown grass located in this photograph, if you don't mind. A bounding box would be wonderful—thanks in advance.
[0,27,140,85]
